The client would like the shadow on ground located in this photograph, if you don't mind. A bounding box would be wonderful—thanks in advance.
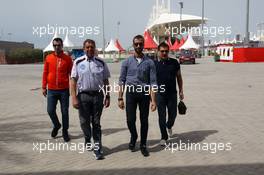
[1,163,263,175]
[103,130,218,156]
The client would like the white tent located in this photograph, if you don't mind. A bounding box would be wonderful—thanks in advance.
[153,36,159,45]
[251,34,259,41]
[213,41,219,45]
[63,32,74,48]
[105,39,119,52]
[231,38,237,44]
[180,34,199,49]
[43,31,59,52]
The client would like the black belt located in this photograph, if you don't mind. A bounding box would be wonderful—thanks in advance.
[80,91,102,96]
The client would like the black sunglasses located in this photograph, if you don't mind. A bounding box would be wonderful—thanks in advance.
[53,44,62,47]
[160,50,169,53]
[134,42,144,46]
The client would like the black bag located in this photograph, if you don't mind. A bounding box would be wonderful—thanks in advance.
[178,101,187,115]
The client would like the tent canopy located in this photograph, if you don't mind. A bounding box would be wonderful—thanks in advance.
[153,36,159,45]
[180,34,199,50]
[170,37,185,51]
[105,39,119,52]
[63,33,74,48]
[43,31,59,52]
[144,30,158,49]
[166,37,172,48]
[115,39,125,51]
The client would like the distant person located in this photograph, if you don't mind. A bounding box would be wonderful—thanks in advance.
[42,37,73,142]
[118,35,157,157]
[154,42,184,146]
[70,39,110,160]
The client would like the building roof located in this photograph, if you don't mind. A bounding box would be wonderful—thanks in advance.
[147,13,208,30]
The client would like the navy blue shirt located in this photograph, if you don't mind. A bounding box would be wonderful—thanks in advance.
[119,55,157,87]
[155,58,180,94]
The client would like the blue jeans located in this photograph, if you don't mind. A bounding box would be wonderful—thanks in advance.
[47,89,69,130]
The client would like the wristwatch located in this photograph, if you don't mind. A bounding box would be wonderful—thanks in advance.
[118,97,123,101]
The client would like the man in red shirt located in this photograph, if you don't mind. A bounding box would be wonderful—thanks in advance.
[42,38,73,142]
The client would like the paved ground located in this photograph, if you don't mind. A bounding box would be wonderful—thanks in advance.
[0,57,264,175]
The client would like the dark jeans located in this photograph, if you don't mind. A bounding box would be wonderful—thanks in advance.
[156,93,177,140]
[78,92,104,148]
[126,91,150,147]
[47,89,69,130]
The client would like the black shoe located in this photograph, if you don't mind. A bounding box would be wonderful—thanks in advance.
[62,130,70,142]
[51,125,61,138]
[140,145,149,157]
[128,143,136,152]
[93,150,104,160]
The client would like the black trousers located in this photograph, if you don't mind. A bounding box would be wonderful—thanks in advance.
[156,93,177,140]
[126,91,150,147]
[78,92,104,148]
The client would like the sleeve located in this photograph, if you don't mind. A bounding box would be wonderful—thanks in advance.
[149,60,157,87]
[118,59,128,85]
[103,62,111,80]
[70,60,78,80]
[42,57,49,89]
[68,57,73,75]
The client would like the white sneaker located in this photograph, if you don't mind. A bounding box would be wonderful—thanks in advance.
[160,139,166,146]
[168,128,173,138]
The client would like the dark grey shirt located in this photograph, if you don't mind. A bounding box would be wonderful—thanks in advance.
[119,55,157,87]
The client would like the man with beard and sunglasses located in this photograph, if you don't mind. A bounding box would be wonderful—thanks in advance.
[154,42,184,146]
[42,37,73,142]
[118,35,157,157]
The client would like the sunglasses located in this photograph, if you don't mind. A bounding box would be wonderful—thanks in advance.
[53,44,62,47]
[85,46,94,49]
[134,42,144,46]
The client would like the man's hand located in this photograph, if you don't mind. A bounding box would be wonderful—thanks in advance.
[118,99,125,110]
[179,91,184,101]
[104,97,110,108]
[42,88,47,97]
[72,96,79,109]
[150,101,157,112]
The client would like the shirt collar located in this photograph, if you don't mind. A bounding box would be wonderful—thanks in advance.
[158,57,169,62]
[134,54,146,62]
[53,51,64,57]
[85,55,95,62]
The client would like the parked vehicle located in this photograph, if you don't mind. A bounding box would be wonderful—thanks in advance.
[179,50,196,64]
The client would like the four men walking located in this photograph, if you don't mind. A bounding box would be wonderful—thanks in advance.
[42,36,184,160]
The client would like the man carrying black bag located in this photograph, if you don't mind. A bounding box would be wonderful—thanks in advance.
[155,42,184,146]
